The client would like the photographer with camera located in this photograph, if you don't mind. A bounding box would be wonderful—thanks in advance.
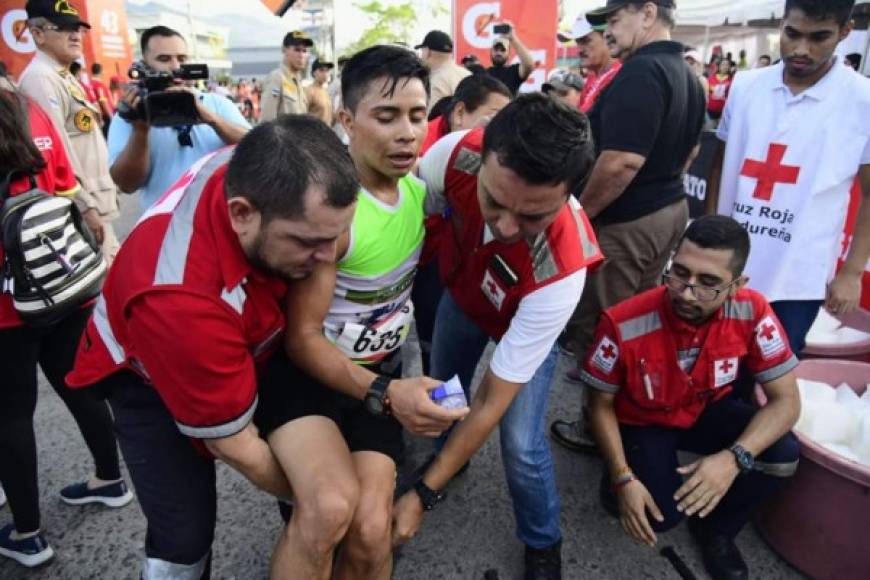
[108,26,250,210]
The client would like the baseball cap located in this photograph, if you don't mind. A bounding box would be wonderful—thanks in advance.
[557,14,606,42]
[26,0,91,29]
[543,72,584,94]
[587,0,676,26]
[311,59,334,71]
[283,30,314,47]
[415,30,453,53]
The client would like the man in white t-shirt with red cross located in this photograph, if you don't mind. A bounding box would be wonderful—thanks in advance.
[712,0,870,355]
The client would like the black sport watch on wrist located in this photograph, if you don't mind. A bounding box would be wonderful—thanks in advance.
[729,444,755,474]
[413,479,445,511]
[364,375,392,417]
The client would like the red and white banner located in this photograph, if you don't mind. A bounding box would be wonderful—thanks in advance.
[452,0,559,93]
[1,0,132,81]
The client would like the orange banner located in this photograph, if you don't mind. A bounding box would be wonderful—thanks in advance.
[1,0,131,81]
[260,0,297,17]
[452,0,558,93]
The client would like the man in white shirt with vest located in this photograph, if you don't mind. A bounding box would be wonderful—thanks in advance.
[391,95,603,580]
[713,0,870,355]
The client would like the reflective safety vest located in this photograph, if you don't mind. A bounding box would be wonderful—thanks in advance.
[595,286,797,428]
[439,128,603,340]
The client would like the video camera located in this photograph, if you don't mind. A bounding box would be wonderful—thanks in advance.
[117,62,209,127]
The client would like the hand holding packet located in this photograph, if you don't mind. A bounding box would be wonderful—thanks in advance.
[429,375,468,410]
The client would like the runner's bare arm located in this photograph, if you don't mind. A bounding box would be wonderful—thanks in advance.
[284,242,467,436]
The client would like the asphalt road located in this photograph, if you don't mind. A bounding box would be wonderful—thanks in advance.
[0,194,806,580]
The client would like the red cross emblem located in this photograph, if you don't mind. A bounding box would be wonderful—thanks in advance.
[600,344,616,359]
[486,280,499,296]
[740,143,801,202]
[719,359,734,374]
[759,323,776,341]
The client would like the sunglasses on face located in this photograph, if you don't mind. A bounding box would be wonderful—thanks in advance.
[40,23,88,34]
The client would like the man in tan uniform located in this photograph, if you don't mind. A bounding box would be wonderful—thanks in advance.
[260,30,313,121]
[416,30,470,113]
[19,0,120,263]
[305,59,334,125]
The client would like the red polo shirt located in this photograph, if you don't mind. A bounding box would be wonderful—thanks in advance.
[581,286,797,428]
[1,99,81,329]
[66,149,288,439]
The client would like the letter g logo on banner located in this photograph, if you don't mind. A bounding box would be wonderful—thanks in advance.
[2,9,35,54]
[462,2,501,49]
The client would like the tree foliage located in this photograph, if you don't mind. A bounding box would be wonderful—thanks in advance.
[341,1,417,56]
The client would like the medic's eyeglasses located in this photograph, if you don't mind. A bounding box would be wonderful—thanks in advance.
[662,272,736,302]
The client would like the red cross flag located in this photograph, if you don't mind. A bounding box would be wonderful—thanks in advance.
[714,357,739,388]
[481,269,506,311]
[591,336,619,374]
[756,316,787,360]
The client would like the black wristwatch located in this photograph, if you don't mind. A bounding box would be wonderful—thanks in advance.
[729,444,755,474]
[364,375,392,417]
[414,479,446,511]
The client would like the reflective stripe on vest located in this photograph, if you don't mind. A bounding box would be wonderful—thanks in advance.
[154,149,234,286]
[618,311,662,341]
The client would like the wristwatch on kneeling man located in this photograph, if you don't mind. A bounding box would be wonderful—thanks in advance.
[729,444,755,474]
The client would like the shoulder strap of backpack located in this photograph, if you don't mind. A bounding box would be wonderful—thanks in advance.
[1,171,38,203]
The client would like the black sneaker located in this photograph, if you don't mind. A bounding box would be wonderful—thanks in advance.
[524,540,561,580]
[687,518,748,580]
[549,420,599,454]
[0,524,54,567]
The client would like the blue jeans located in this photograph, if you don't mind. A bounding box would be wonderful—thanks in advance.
[430,291,561,549]
[771,300,824,355]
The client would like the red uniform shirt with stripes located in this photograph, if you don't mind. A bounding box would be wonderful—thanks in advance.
[66,149,288,439]
[581,286,798,429]
[1,99,81,329]
[436,128,603,340]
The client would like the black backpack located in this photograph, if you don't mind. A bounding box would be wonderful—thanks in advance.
[1,171,106,326]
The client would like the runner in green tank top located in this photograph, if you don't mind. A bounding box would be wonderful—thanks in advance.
[254,46,468,580]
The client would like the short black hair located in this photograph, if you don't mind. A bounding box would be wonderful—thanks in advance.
[845,52,862,70]
[341,45,430,113]
[69,61,82,76]
[91,62,102,75]
[226,115,359,222]
[759,54,772,62]
[677,215,751,277]
[140,25,185,56]
[784,0,855,26]
[445,73,512,120]
[482,93,595,192]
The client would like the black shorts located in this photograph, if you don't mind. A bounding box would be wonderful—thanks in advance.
[254,352,404,464]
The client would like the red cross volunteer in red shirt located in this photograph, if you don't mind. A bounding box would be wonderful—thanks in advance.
[65,117,365,579]
[587,215,800,580]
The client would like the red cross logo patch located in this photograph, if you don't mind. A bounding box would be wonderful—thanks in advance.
[591,336,619,374]
[756,316,786,359]
[740,143,801,202]
[714,357,739,388]
[481,269,506,311]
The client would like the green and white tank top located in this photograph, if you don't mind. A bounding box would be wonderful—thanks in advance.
[325,174,426,363]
